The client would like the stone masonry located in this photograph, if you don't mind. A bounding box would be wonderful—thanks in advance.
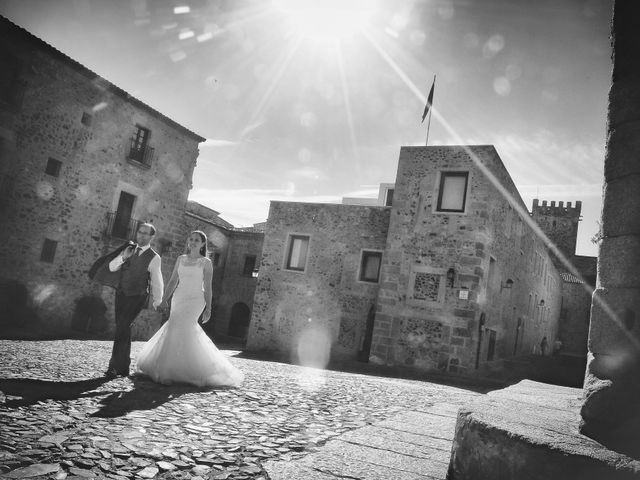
[0,16,205,338]
[247,201,390,363]
[370,146,562,377]
[580,0,640,458]
[247,146,563,379]
[182,200,264,340]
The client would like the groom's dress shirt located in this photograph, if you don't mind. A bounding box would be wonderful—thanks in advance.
[109,245,163,307]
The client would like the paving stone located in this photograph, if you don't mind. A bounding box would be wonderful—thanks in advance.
[67,467,97,478]
[0,339,489,480]
[2,463,60,478]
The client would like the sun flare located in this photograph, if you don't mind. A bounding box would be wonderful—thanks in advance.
[274,0,375,42]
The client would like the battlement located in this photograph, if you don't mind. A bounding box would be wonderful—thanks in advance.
[532,199,582,218]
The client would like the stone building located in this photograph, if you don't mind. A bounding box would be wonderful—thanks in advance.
[531,199,597,357]
[247,145,564,377]
[249,201,390,364]
[0,15,205,338]
[182,201,264,342]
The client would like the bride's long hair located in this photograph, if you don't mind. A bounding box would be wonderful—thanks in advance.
[186,230,208,257]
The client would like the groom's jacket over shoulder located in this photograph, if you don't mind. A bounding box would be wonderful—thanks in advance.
[88,242,135,288]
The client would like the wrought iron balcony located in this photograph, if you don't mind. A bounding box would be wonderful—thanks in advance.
[105,212,141,241]
[127,138,154,168]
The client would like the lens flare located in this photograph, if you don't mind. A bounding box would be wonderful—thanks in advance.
[296,323,332,369]
[275,0,374,42]
[33,284,57,305]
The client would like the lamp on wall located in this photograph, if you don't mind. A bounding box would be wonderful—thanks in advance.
[446,268,456,288]
[500,278,514,292]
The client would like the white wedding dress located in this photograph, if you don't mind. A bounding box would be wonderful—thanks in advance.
[135,256,244,387]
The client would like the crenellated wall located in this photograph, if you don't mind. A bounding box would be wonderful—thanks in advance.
[531,199,583,265]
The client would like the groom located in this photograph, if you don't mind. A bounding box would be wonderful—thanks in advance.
[104,222,164,378]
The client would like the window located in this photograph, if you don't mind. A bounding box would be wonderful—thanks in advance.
[128,125,153,166]
[487,256,497,294]
[132,126,150,152]
[81,112,92,126]
[384,188,394,207]
[486,329,497,361]
[359,251,382,283]
[436,171,469,212]
[285,235,309,271]
[0,50,25,107]
[40,238,58,263]
[45,158,62,177]
[242,255,257,276]
[111,191,137,239]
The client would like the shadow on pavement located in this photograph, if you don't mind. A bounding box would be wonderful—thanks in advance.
[90,376,208,418]
[0,377,111,407]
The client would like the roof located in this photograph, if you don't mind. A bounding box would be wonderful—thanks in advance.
[0,15,206,142]
[560,272,585,284]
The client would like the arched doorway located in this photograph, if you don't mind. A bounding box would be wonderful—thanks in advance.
[228,302,251,340]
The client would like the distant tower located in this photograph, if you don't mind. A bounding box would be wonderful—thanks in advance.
[531,199,582,265]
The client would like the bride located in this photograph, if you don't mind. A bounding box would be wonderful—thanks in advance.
[135,230,244,387]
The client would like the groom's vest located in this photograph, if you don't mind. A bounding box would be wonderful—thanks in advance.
[119,248,157,296]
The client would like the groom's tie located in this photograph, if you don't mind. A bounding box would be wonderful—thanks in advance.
[135,246,142,256]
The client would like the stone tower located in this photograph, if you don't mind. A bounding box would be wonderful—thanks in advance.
[531,199,582,264]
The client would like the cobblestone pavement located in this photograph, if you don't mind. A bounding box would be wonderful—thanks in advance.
[0,340,484,479]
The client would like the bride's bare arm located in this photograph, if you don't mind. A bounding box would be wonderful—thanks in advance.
[201,258,214,323]
[161,256,181,307]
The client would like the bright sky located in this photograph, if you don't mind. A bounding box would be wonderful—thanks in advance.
[1,0,611,256]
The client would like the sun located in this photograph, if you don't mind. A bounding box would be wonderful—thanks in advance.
[274,0,375,42]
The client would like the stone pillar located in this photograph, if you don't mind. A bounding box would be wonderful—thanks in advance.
[579,0,640,458]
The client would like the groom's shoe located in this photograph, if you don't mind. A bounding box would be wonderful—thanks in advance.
[104,368,119,379]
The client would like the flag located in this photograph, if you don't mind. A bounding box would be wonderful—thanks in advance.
[421,76,436,123]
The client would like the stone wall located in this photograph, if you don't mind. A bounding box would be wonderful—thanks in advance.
[181,206,264,341]
[0,18,203,339]
[558,277,592,356]
[247,201,390,363]
[214,231,264,339]
[370,146,563,376]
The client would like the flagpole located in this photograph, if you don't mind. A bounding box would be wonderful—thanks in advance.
[422,74,436,146]
[426,106,433,146]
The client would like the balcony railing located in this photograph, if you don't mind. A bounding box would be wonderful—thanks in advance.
[127,138,154,168]
[105,212,141,241]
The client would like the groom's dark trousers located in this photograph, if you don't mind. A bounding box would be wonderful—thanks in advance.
[108,291,147,375]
